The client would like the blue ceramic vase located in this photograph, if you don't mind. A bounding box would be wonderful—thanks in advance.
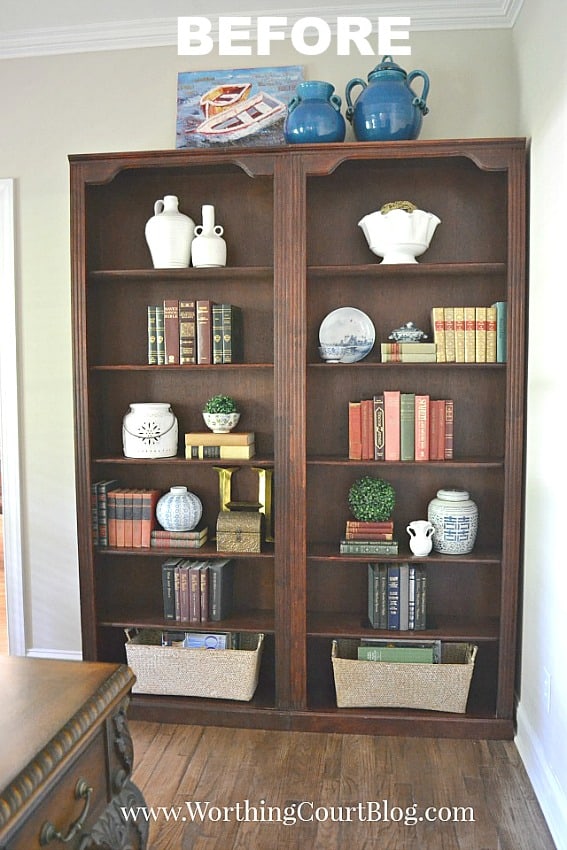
[156,486,202,532]
[284,81,346,144]
[345,55,430,142]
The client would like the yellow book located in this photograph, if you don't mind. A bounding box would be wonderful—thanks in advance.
[431,307,446,363]
[443,306,456,363]
[186,443,256,459]
[464,307,476,362]
[475,307,487,362]
[486,305,497,362]
[454,305,465,362]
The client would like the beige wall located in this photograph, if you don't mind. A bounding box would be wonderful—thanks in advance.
[513,0,567,844]
[0,27,518,656]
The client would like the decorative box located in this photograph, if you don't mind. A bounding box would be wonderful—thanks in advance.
[216,511,262,553]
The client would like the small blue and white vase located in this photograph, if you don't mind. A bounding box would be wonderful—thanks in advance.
[156,486,202,532]
[284,81,346,144]
[428,489,478,555]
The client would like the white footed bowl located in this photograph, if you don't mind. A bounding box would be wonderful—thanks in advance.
[359,208,441,264]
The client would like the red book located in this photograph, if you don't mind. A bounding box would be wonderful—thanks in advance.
[348,401,362,460]
[436,401,447,461]
[345,530,394,540]
[196,300,213,364]
[383,390,400,461]
[163,299,180,365]
[361,399,374,460]
[414,395,430,461]
[346,521,394,531]
[444,399,454,459]
[179,300,197,365]
[123,490,133,548]
[429,400,444,461]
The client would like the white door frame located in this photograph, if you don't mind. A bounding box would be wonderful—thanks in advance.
[0,178,26,655]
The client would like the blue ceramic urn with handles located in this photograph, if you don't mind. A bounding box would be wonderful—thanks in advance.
[345,56,430,142]
[284,80,346,144]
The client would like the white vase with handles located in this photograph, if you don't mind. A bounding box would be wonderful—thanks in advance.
[145,195,195,268]
[406,519,434,556]
[191,204,227,268]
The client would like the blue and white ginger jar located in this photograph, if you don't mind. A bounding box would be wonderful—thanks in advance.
[428,489,478,554]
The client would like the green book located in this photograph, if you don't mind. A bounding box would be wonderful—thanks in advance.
[400,393,415,461]
[357,644,435,663]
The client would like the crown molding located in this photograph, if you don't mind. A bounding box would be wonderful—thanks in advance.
[0,1,524,59]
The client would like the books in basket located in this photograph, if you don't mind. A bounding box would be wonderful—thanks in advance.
[357,639,441,663]
[161,630,238,649]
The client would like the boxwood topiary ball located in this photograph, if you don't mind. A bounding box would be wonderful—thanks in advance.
[348,475,396,522]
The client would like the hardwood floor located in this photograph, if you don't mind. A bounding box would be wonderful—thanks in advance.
[130,721,556,850]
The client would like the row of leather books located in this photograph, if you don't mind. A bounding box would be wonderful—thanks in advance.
[349,392,454,462]
[91,481,160,548]
[147,299,243,365]
[431,302,507,363]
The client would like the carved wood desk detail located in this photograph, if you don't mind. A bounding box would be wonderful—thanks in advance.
[0,657,148,850]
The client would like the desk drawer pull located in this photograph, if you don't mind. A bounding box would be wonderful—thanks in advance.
[39,779,93,845]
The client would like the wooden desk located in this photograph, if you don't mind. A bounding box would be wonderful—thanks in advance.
[0,657,148,850]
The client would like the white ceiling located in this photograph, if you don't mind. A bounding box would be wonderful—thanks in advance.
[0,0,524,59]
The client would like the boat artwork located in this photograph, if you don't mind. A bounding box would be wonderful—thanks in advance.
[193,91,287,142]
[199,83,252,119]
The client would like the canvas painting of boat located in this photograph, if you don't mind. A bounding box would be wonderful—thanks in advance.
[176,65,304,148]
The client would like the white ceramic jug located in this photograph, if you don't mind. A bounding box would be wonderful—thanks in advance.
[145,195,195,268]
[406,519,434,556]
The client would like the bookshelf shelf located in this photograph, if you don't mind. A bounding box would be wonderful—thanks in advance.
[71,139,526,739]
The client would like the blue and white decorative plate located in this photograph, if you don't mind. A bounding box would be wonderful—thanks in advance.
[319,307,375,363]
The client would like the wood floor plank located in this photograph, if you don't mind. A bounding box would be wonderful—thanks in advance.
[130,721,556,850]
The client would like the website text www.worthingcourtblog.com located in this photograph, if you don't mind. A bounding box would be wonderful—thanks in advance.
[121,799,475,827]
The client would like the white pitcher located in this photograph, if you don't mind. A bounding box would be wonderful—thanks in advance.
[145,195,195,268]
[407,519,434,556]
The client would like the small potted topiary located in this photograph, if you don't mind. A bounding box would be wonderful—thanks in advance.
[348,475,396,522]
[202,394,240,433]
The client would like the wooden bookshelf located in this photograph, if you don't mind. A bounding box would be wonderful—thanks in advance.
[70,138,527,738]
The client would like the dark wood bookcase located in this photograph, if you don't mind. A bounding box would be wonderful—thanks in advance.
[70,138,527,739]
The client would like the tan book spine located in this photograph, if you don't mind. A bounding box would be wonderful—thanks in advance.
[464,307,476,362]
[454,305,465,362]
[431,307,446,363]
[486,305,497,362]
[443,306,456,363]
[475,306,487,362]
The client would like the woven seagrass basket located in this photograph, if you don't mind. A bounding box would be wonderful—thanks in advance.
[126,630,264,701]
[331,639,477,713]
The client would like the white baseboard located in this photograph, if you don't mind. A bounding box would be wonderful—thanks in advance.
[26,648,83,662]
[516,701,567,850]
